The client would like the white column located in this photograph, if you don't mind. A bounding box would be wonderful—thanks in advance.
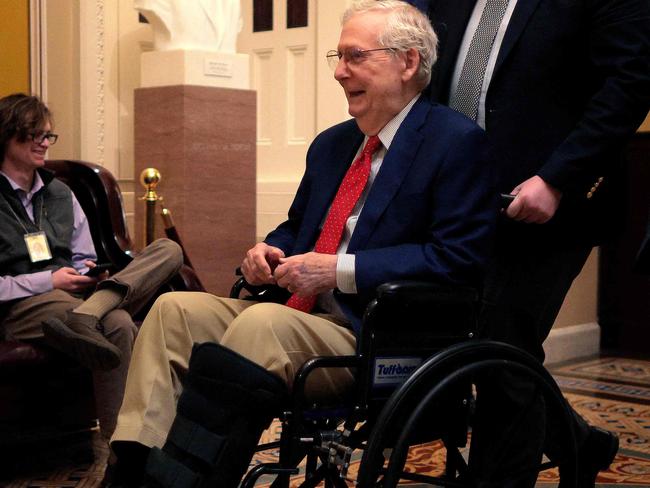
[79,0,120,175]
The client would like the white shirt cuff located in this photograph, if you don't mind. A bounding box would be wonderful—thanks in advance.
[336,254,357,294]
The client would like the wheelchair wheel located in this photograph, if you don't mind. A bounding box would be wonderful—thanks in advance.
[356,340,578,488]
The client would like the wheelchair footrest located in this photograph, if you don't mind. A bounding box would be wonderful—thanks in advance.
[310,429,355,481]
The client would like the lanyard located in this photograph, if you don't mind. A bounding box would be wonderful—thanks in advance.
[1,190,52,263]
[0,190,43,233]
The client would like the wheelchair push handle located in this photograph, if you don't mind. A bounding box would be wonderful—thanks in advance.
[500,193,515,209]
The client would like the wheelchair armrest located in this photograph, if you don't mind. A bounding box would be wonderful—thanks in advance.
[229,275,290,303]
[363,280,480,332]
[374,280,479,309]
[292,355,362,411]
[230,276,260,298]
[358,279,480,358]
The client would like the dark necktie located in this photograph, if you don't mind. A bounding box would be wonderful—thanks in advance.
[449,0,509,120]
[285,135,382,313]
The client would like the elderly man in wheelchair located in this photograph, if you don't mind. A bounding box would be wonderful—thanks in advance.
[104,1,578,487]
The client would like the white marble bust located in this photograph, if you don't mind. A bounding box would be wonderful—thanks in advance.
[135,0,241,53]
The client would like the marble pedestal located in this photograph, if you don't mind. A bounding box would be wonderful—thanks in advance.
[134,85,256,295]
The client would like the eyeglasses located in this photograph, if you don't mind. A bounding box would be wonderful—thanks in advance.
[326,47,396,70]
[29,131,58,145]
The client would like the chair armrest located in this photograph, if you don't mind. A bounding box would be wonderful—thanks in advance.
[361,280,480,337]
[374,280,479,310]
[230,276,268,298]
[292,355,362,409]
[229,275,290,303]
[0,341,51,373]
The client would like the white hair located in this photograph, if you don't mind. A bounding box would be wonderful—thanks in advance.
[342,0,438,87]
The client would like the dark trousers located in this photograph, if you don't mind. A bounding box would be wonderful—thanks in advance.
[468,236,593,487]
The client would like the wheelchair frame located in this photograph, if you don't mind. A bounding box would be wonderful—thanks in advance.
[230,278,578,488]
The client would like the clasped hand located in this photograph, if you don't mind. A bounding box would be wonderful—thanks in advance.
[241,243,337,297]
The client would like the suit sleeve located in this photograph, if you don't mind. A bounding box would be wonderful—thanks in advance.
[537,0,650,191]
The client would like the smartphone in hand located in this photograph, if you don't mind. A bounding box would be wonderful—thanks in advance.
[84,263,114,277]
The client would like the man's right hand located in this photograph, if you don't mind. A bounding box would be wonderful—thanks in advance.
[505,175,562,224]
[52,267,97,293]
[241,243,285,285]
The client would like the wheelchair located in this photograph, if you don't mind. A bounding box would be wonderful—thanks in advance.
[228,278,579,488]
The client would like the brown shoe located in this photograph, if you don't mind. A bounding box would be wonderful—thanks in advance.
[42,310,122,371]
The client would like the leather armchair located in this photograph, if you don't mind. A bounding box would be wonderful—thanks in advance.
[0,160,202,447]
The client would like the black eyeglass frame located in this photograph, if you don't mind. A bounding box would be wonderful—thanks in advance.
[29,131,59,145]
[326,47,397,69]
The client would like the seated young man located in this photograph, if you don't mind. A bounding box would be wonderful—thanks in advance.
[0,93,183,439]
[106,1,498,486]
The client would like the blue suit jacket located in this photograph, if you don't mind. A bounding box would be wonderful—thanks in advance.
[265,97,497,334]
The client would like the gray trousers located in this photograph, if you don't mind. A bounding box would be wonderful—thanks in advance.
[1,238,183,438]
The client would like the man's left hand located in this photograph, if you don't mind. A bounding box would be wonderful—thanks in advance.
[506,175,562,224]
[274,252,337,297]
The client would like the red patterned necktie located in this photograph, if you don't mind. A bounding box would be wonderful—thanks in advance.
[286,135,382,313]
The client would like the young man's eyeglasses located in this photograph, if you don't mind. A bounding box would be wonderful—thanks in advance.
[326,47,396,70]
[29,131,58,145]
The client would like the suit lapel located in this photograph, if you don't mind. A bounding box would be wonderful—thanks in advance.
[493,0,542,77]
[429,0,477,102]
[347,98,429,252]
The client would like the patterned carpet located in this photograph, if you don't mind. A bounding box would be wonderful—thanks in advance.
[551,357,650,487]
[1,355,649,487]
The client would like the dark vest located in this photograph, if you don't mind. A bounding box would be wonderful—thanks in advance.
[0,169,74,277]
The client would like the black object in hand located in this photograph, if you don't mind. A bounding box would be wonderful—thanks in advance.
[500,193,516,209]
[85,263,113,277]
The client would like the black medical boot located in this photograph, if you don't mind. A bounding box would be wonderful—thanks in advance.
[145,343,288,488]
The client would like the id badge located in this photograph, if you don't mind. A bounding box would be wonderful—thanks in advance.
[24,231,53,262]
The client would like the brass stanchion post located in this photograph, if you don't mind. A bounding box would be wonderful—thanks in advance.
[139,168,162,246]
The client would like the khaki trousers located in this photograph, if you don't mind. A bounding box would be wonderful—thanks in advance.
[112,291,357,448]
[1,238,183,438]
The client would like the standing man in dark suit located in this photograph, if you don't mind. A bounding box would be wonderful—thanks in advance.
[414,0,650,486]
[102,2,497,486]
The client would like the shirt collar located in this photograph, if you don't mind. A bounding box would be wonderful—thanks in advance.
[376,93,421,151]
[0,170,45,199]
